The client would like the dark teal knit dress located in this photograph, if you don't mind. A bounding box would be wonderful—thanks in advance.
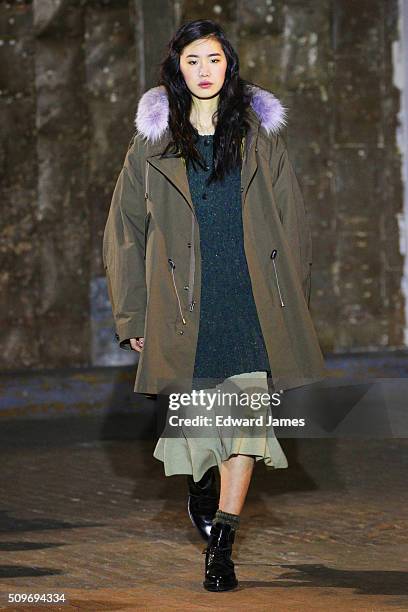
[187,133,271,384]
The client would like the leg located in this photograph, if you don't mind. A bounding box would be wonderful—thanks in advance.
[187,467,218,541]
[203,453,255,592]
[219,453,255,515]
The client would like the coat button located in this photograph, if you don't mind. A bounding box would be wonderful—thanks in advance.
[184,285,189,291]
[204,139,210,146]
[187,242,191,248]
[205,165,210,171]
[178,330,184,335]
[240,187,244,192]
[202,193,207,200]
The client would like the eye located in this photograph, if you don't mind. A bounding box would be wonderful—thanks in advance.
[187,59,220,65]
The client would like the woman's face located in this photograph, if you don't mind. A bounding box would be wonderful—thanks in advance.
[179,37,227,98]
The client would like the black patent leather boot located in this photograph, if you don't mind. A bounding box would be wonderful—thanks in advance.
[202,521,238,592]
[187,468,218,541]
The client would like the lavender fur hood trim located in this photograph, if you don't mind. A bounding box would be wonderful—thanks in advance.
[135,84,288,144]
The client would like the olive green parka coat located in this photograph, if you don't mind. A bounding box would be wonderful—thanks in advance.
[102,84,328,394]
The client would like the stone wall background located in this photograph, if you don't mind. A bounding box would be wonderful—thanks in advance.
[0,0,404,370]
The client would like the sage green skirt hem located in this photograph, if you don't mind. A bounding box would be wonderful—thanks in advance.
[152,370,288,482]
[153,434,288,482]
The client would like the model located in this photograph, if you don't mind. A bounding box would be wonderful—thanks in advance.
[103,18,327,592]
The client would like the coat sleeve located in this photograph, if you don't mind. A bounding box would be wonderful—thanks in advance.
[102,136,147,350]
[271,134,313,308]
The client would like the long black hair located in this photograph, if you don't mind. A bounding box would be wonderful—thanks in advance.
[159,19,255,184]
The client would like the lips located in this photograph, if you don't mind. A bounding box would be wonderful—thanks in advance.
[199,82,212,87]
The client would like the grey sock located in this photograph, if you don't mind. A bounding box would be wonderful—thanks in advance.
[212,509,240,531]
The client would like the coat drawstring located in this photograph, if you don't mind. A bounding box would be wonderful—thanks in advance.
[168,258,186,325]
[144,212,151,260]
[270,249,285,307]
[187,212,196,312]
[144,162,151,261]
